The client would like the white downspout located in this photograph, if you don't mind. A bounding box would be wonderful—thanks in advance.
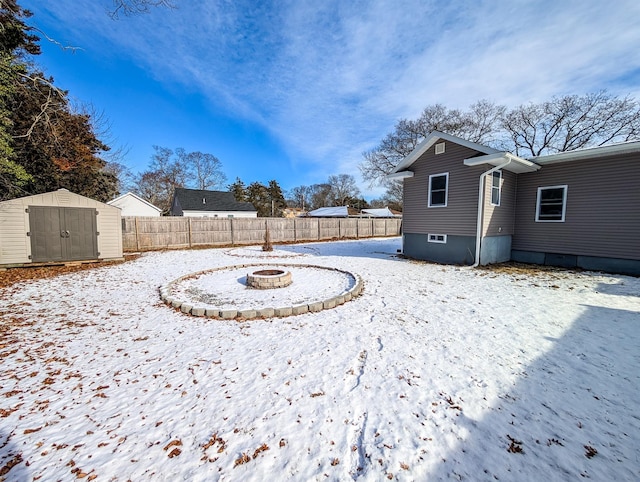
[472,158,512,268]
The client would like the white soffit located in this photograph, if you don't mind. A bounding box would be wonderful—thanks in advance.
[464,152,540,173]
[387,171,414,179]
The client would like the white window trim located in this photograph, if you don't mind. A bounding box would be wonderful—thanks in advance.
[490,170,502,206]
[428,233,447,244]
[428,172,449,208]
[535,185,568,222]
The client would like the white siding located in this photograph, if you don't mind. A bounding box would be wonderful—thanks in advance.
[97,207,123,259]
[0,199,30,264]
[108,194,161,217]
[182,210,258,218]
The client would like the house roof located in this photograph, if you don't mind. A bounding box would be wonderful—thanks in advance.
[307,206,359,217]
[108,192,162,213]
[531,140,640,165]
[361,207,402,217]
[390,131,500,174]
[173,188,256,212]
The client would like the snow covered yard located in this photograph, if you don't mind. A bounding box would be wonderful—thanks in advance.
[1,237,639,481]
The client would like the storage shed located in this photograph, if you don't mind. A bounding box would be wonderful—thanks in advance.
[0,189,123,267]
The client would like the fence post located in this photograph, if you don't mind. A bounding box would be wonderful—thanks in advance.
[188,217,192,248]
[134,217,140,251]
[230,218,235,246]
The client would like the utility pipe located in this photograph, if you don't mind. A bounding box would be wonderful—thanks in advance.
[472,158,512,268]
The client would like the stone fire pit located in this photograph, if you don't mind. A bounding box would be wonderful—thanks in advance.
[246,269,292,289]
[160,263,364,320]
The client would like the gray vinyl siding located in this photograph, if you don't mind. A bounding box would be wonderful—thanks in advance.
[403,142,487,236]
[483,170,517,236]
[513,152,640,260]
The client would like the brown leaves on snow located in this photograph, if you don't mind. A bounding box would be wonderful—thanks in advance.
[163,439,182,458]
[506,435,524,454]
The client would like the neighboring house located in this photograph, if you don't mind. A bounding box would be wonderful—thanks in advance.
[282,207,307,218]
[170,188,257,218]
[361,207,402,218]
[389,131,640,276]
[107,192,162,217]
[307,206,360,217]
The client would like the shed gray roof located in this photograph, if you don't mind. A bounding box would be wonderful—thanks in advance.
[172,188,256,212]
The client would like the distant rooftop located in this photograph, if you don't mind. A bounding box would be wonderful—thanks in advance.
[172,188,256,212]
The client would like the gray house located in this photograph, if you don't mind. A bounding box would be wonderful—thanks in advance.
[389,131,640,276]
[170,188,257,218]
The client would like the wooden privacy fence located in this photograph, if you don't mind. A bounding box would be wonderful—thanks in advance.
[121,217,402,252]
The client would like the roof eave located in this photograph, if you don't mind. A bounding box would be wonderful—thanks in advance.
[387,171,414,180]
[464,152,541,173]
[532,141,640,165]
[108,192,162,212]
[390,131,499,174]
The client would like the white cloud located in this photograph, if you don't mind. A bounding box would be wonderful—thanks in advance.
[26,0,640,194]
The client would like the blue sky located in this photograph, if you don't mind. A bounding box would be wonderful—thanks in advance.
[21,0,640,199]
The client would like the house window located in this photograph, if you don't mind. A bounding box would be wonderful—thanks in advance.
[491,170,501,206]
[428,233,447,243]
[536,185,568,222]
[428,172,449,207]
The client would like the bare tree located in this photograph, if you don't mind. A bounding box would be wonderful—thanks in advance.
[309,183,332,210]
[360,92,640,208]
[287,185,311,210]
[133,146,186,213]
[327,174,361,206]
[359,100,504,190]
[134,169,168,212]
[109,0,175,19]
[103,161,135,194]
[502,91,640,157]
[176,149,227,190]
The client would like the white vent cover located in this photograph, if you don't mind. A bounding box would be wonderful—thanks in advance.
[435,142,445,155]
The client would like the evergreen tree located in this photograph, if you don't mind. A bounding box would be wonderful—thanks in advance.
[228,177,247,202]
[0,0,118,201]
[246,181,270,217]
[267,179,286,217]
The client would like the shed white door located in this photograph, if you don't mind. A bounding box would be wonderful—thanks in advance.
[29,206,98,262]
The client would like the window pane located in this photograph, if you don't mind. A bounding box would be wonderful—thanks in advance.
[431,175,447,190]
[431,191,446,205]
[492,171,501,188]
[491,188,500,205]
[537,187,566,221]
[539,205,562,216]
[540,188,564,201]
